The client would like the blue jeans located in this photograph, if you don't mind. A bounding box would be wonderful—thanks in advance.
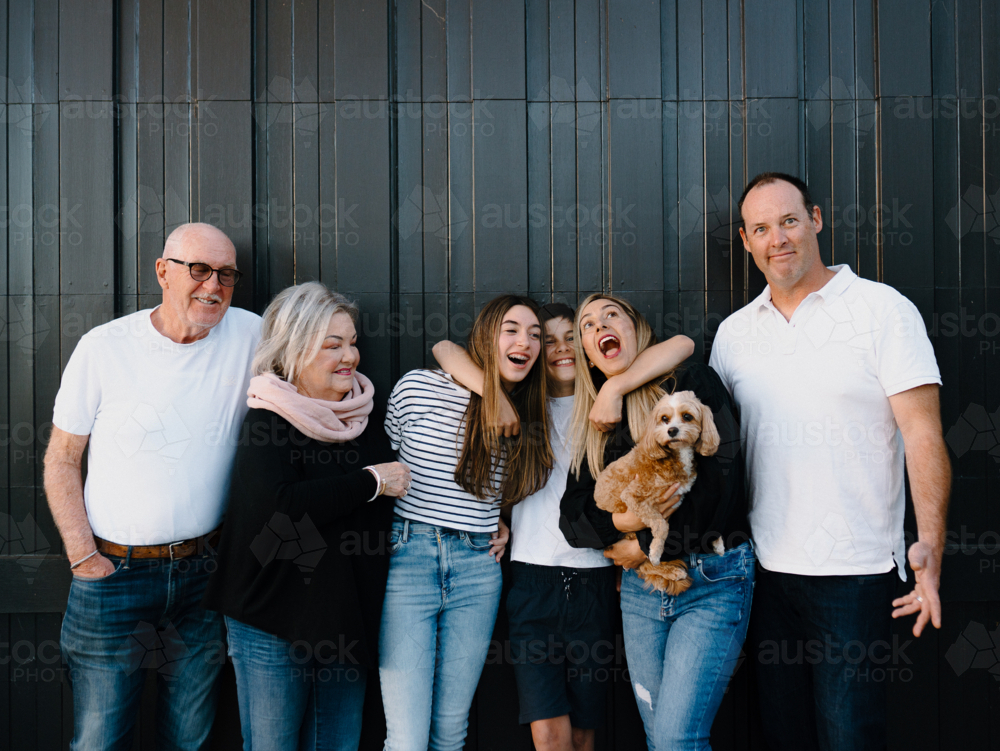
[60,551,223,751]
[225,617,367,751]
[378,517,503,751]
[621,541,756,751]
[749,564,897,751]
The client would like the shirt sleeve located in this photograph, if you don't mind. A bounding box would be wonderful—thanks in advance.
[51,334,101,436]
[559,461,623,550]
[383,375,406,451]
[236,411,379,528]
[708,322,733,396]
[875,299,942,397]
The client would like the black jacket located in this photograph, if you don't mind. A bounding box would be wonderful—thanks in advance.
[202,408,395,669]
[559,362,750,556]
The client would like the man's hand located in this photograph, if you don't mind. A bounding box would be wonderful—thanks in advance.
[603,537,646,569]
[590,383,624,432]
[489,517,510,562]
[891,541,943,637]
[71,552,117,579]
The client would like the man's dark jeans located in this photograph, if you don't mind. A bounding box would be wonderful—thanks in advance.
[61,551,224,751]
[749,564,897,751]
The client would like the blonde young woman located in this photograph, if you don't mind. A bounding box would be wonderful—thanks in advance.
[560,294,753,751]
[433,302,692,751]
[379,295,553,751]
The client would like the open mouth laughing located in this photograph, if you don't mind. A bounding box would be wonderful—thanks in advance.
[507,352,531,368]
[598,334,621,357]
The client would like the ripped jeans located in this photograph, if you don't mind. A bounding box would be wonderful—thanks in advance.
[620,541,755,751]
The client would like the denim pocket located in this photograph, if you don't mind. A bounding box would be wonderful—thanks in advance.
[389,529,404,554]
[71,555,126,583]
[697,551,746,583]
[464,532,493,552]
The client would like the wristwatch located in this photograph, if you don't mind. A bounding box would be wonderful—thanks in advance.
[363,466,387,501]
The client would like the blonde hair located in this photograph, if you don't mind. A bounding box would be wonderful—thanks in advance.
[569,293,668,479]
[252,282,359,384]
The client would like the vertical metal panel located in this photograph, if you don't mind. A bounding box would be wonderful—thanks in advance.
[420,102,450,294]
[58,0,114,99]
[471,0,526,100]
[525,0,548,101]
[335,0,389,99]
[474,100,528,293]
[420,0,447,101]
[877,0,933,96]
[197,0,251,99]
[607,0,661,98]
[609,98,662,291]
[527,101,551,295]
[676,0,702,100]
[334,102,390,294]
[743,0,797,97]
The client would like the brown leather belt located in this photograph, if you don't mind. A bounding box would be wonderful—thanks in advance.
[95,527,222,560]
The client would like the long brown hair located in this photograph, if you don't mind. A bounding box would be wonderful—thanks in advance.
[570,293,670,479]
[454,295,553,505]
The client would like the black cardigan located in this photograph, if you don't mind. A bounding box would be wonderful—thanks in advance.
[559,362,750,556]
[202,408,395,669]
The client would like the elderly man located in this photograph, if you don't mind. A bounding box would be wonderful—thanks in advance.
[44,223,261,750]
[709,173,950,751]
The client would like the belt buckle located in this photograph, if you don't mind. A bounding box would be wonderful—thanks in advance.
[168,540,183,562]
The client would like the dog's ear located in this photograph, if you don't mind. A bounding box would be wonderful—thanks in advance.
[639,409,667,458]
[695,402,720,456]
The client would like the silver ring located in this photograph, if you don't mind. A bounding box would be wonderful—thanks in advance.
[917,596,924,603]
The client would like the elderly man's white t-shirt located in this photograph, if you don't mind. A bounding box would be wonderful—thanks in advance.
[709,266,941,580]
[52,306,261,545]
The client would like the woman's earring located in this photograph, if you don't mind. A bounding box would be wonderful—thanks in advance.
[588,361,595,368]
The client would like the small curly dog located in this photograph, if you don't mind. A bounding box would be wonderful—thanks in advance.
[595,390,720,594]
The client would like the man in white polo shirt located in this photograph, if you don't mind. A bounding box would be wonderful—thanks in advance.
[43,223,261,750]
[709,173,950,751]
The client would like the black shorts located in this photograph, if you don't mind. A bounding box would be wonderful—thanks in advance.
[505,562,618,727]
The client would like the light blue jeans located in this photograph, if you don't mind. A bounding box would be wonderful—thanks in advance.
[378,516,503,751]
[621,541,756,751]
[225,617,367,751]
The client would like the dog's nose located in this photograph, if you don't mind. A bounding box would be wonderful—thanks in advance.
[668,427,678,437]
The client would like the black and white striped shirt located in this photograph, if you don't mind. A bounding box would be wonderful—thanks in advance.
[384,369,503,532]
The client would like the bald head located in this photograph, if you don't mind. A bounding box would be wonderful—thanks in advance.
[163,223,236,263]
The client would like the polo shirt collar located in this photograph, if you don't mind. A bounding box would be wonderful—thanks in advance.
[753,264,856,317]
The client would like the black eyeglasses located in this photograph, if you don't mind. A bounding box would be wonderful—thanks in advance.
[167,258,243,287]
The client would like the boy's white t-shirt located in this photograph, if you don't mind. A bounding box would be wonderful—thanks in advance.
[512,395,611,568]
[52,306,261,545]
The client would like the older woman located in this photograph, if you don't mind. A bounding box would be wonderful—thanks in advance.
[203,282,410,751]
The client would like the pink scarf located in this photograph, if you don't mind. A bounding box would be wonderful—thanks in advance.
[247,371,374,443]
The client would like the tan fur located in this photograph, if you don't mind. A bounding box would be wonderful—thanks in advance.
[594,391,719,595]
